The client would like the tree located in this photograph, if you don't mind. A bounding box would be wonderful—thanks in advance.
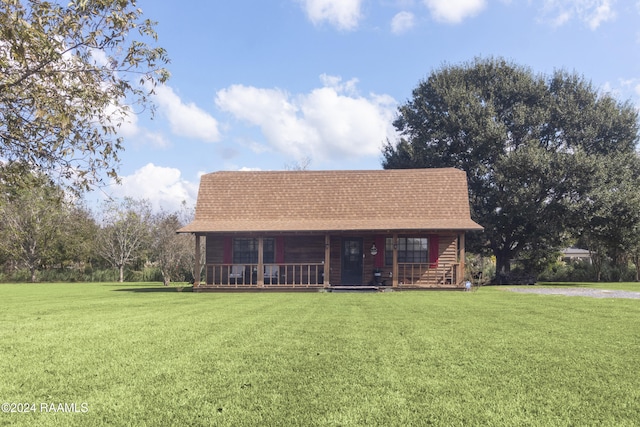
[97,197,151,282]
[383,58,639,279]
[55,202,99,271]
[0,0,169,192]
[0,167,72,281]
[284,156,312,171]
[150,209,193,286]
[177,202,205,284]
[574,153,640,281]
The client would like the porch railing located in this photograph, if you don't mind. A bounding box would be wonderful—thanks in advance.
[202,262,460,288]
[397,263,459,286]
[204,263,325,287]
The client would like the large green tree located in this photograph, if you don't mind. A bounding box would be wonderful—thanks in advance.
[0,0,169,191]
[383,58,639,278]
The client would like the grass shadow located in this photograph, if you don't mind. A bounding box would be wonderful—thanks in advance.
[113,286,193,293]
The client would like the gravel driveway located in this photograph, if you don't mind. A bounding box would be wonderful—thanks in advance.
[505,287,640,299]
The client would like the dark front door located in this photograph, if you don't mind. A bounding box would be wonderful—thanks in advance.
[341,238,363,285]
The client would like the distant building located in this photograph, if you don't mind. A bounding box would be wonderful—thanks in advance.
[561,247,592,264]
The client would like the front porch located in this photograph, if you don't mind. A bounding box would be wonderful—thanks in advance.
[195,261,463,290]
[191,229,468,291]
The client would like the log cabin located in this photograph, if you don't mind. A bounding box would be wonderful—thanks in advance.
[178,168,483,291]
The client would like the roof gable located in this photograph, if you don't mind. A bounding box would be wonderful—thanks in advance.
[180,168,483,233]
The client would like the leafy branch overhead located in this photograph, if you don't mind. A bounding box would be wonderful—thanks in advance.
[0,0,170,192]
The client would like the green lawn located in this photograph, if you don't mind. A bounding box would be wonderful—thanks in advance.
[0,283,638,426]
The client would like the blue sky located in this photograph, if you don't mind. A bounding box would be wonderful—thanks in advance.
[97,0,640,212]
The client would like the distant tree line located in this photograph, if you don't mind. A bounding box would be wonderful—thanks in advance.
[384,57,640,282]
[0,166,199,284]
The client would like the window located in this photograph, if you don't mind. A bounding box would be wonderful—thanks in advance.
[233,238,275,264]
[385,237,428,265]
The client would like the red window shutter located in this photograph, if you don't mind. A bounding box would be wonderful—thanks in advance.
[429,235,439,266]
[223,237,233,264]
[374,236,385,268]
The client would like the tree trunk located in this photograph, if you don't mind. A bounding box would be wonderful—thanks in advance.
[30,266,37,283]
[632,254,640,282]
[590,251,603,282]
[118,264,124,282]
[494,250,512,283]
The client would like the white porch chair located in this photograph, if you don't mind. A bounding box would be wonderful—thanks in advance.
[229,265,245,283]
[264,265,279,284]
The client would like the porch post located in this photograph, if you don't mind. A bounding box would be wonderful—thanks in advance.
[392,233,398,287]
[257,237,264,287]
[324,234,330,286]
[459,232,466,285]
[194,234,201,287]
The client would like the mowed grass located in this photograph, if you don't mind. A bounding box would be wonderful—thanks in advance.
[0,283,638,426]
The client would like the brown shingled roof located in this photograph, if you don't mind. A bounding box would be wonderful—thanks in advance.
[179,168,483,233]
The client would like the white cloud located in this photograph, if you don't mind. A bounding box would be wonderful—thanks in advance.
[621,78,640,98]
[540,0,616,29]
[551,10,572,26]
[423,0,487,23]
[319,73,359,95]
[215,85,320,159]
[391,11,416,34]
[602,79,640,114]
[104,102,169,148]
[115,107,139,138]
[586,1,615,29]
[215,75,398,162]
[298,0,363,30]
[89,48,110,68]
[105,163,198,212]
[154,85,221,142]
[601,81,616,96]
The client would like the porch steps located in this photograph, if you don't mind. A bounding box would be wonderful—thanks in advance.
[329,286,379,293]
[327,285,397,292]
